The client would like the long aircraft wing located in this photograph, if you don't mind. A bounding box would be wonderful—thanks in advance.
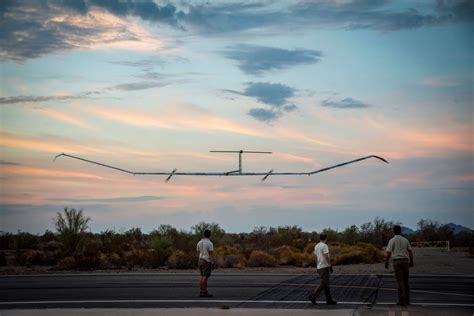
[54,153,388,181]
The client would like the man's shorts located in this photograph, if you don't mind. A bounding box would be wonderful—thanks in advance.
[199,259,212,277]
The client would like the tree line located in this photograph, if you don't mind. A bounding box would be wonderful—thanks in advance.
[0,208,471,270]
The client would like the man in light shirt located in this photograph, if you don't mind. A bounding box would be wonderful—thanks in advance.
[308,233,337,305]
[196,229,214,297]
[385,225,414,306]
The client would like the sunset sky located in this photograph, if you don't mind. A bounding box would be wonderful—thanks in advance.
[1,0,472,234]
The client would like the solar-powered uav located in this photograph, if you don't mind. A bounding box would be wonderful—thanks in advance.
[54,150,388,182]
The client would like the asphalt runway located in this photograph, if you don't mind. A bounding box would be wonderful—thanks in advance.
[1,273,473,310]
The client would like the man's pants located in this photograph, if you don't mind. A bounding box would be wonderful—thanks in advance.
[311,267,333,302]
[393,258,410,304]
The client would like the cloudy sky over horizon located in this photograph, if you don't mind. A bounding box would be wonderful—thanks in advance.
[0,0,472,234]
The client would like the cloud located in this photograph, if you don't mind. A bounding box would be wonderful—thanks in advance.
[231,82,298,122]
[1,164,104,180]
[0,1,169,61]
[181,0,473,34]
[283,104,298,112]
[290,0,474,32]
[321,97,370,109]
[248,108,281,122]
[84,103,268,137]
[2,1,473,61]
[47,195,165,203]
[0,160,21,165]
[0,80,169,105]
[112,81,168,91]
[0,131,109,155]
[242,82,295,107]
[0,95,86,105]
[223,44,323,75]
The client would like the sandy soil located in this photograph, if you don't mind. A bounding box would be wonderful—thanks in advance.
[1,248,472,275]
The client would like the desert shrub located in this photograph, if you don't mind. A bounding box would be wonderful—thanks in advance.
[56,256,76,270]
[54,208,90,255]
[98,252,122,269]
[124,228,144,247]
[75,255,100,270]
[72,236,102,270]
[14,232,39,249]
[247,251,277,267]
[328,243,345,258]
[292,252,315,267]
[149,236,173,266]
[14,250,27,266]
[0,252,7,266]
[215,245,240,256]
[304,242,316,254]
[221,255,245,268]
[192,222,226,246]
[42,251,59,265]
[0,232,14,250]
[42,240,62,251]
[76,237,101,257]
[270,245,301,265]
[40,230,56,243]
[24,250,47,266]
[98,252,123,269]
[334,249,365,265]
[333,242,384,265]
[108,252,123,267]
[215,245,245,268]
[167,250,196,269]
[123,249,151,269]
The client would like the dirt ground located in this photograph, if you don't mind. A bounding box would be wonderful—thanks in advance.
[1,248,472,275]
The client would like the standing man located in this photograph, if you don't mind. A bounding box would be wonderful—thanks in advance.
[308,233,337,305]
[385,225,414,306]
[197,229,214,297]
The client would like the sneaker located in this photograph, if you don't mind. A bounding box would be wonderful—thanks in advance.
[308,294,317,305]
[326,300,337,305]
[200,292,213,297]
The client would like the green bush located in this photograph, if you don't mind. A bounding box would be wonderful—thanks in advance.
[149,236,173,266]
[247,251,277,267]
[54,208,90,255]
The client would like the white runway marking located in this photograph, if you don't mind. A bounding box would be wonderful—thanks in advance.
[0,300,473,307]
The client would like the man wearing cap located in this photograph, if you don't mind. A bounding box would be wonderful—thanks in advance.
[385,225,414,306]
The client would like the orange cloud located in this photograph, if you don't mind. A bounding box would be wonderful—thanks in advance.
[32,107,91,129]
[1,164,104,180]
[47,8,165,52]
[452,175,474,182]
[0,132,107,154]
[83,104,268,138]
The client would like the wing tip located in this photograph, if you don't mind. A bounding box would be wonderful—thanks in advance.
[372,155,389,163]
